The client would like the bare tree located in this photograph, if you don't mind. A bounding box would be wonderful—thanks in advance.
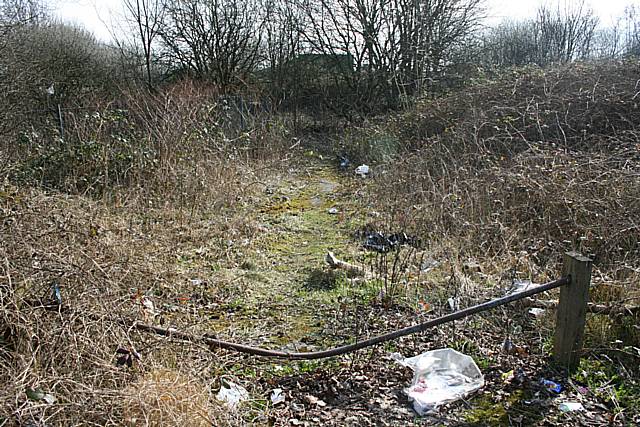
[481,1,600,67]
[261,0,303,89]
[295,0,483,114]
[394,0,484,90]
[534,0,599,64]
[122,0,167,88]
[595,4,640,58]
[481,20,539,66]
[0,0,46,25]
[622,5,640,57]
[159,0,263,89]
[0,0,46,49]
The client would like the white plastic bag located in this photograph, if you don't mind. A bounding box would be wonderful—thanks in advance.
[355,164,370,177]
[216,381,249,408]
[393,348,485,415]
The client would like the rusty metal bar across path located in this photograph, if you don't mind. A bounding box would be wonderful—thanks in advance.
[127,276,570,360]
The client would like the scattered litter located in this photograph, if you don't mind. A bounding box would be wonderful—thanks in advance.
[115,348,140,367]
[540,378,563,393]
[141,297,157,317]
[421,258,440,273]
[270,388,285,405]
[559,401,585,412]
[190,279,203,286]
[501,370,515,383]
[501,337,515,354]
[217,381,249,408]
[51,283,62,305]
[501,337,527,356]
[328,207,339,214]
[502,368,526,385]
[26,388,56,404]
[392,348,485,415]
[417,300,431,312]
[363,231,390,252]
[338,156,350,169]
[507,279,535,295]
[447,297,460,312]
[355,164,370,177]
[361,231,420,253]
[304,394,327,407]
[528,308,546,317]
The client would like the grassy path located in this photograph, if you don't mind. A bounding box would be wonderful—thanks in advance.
[206,160,367,352]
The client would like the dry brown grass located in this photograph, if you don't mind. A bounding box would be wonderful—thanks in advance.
[0,77,288,424]
[0,165,274,424]
[122,368,213,426]
[2,59,639,425]
[2,79,290,206]
[365,59,640,330]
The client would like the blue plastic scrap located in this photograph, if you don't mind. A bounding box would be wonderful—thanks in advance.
[51,284,62,305]
[540,378,563,393]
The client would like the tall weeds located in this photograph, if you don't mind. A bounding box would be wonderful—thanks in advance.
[3,79,289,209]
[369,60,640,294]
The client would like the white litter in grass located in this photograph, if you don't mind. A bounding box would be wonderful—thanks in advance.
[217,382,249,408]
[392,348,485,415]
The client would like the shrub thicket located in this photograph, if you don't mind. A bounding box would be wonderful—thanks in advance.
[368,60,640,296]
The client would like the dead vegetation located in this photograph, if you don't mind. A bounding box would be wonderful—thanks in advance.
[0,180,258,425]
[369,60,640,296]
[1,61,639,426]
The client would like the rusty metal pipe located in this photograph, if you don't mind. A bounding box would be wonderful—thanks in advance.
[133,276,570,360]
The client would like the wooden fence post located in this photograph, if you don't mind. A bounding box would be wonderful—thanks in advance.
[553,252,593,371]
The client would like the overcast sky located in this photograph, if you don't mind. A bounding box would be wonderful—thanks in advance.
[53,0,635,42]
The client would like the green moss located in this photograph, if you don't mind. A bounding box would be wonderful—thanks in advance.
[175,162,367,351]
[465,390,532,426]
[260,195,311,215]
[464,394,508,425]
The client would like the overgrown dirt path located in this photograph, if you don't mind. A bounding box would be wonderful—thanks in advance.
[5,151,628,426]
[163,155,626,426]
[199,158,432,425]
[206,158,367,351]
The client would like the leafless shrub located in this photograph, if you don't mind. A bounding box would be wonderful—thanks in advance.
[158,0,263,88]
[481,0,599,67]
[367,60,640,300]
[2,77,289,208]
[0,21,119,137]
